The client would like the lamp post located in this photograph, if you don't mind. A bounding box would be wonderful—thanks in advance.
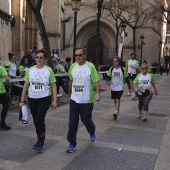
[120,21,126,33]
[120,21,126,60]
[158,40,162,63]
[72,0,81,63]
[166,47,168,56]
[140,35,145,61]
[95,0,103,71]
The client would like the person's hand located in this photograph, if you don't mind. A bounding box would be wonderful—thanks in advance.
[96,93,100,102]
[155,90,158,96]
[68,97,71,103]
[19,102,24,108]
[52,100,57,109]
[106,81,111,85]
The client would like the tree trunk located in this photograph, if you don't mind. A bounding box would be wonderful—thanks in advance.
[115,30,119,56]
[133,28,136,55]
[26,0,53,68]
[35,12,52,68]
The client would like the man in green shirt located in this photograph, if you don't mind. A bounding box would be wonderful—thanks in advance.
[0,66,11,130]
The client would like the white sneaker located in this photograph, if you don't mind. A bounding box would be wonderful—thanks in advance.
[131,92,136,98]
[127,92,131,96]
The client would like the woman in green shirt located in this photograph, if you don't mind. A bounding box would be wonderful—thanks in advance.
[0,66,10,130]
[19,58,29,77]
[54,60,67,94]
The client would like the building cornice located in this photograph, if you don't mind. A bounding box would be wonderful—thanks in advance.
[0,9,13,21]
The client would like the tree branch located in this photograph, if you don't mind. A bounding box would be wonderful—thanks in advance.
[26,0,36,14]
[36,0,43,11]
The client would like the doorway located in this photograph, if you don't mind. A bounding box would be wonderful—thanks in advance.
[87,36,104,65]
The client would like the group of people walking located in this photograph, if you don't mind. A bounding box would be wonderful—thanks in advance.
[0,48,158,154]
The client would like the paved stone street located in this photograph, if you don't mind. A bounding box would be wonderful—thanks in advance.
[0,74,170,170]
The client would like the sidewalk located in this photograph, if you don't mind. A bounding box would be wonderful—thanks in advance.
[0,74,170,170]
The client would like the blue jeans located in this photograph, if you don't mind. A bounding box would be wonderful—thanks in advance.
[52,61,58,68]
[67,100,95,146]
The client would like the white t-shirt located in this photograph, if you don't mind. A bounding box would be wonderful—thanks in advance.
[25,65,56,99]
[133,73,155,92]
[127,59,139,74]
[9,62,16,77]
[68,62,100,103]
[24,67,28,73]
[51,54,59,61]
[111,67,124,91]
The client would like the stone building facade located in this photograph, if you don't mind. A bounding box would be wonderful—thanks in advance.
[0,0,12,65]
[0,0,168,66]
[62,0,167,65]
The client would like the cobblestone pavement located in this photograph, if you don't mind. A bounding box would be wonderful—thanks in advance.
[0,74,170,170]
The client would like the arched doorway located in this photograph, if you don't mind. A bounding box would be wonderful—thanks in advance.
[87,36,104,65]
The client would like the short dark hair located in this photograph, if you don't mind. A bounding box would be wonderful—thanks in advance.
[75,48,86,55]
[65,57,71,62]
[130,53,135,57]
[8,52,14,60]
[36,49,48,58]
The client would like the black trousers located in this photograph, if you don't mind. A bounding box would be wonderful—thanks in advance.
[160,67,163,75]
[0,93,9,125]
[28,96,52,144]
[56,76,67,94]
[67,100,95,146]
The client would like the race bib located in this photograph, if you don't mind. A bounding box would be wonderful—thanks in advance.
[73,85,85,94]
[72,77,85,95]
[31,85,45,93]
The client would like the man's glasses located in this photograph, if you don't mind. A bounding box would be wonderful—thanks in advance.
[113,60,118,62]
[35,56,44,59]
[75,54,84,57]
[141,67,147,70]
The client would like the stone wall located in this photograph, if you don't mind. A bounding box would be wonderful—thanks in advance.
[0,0,12,65]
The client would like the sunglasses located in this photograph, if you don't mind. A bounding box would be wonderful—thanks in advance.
[141,67,147,69]
[75,54,84,57]
[35,56,44,59]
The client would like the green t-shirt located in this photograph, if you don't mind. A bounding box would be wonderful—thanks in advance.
[56,64,65,74]
[4,61,11,73]
[19,65,24,73]
[0,66,8,93]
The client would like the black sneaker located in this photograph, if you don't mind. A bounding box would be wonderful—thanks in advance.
[0,124,11,130]
[113,114,117,120]
[143,118,147,122]
[113,110,118,120]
